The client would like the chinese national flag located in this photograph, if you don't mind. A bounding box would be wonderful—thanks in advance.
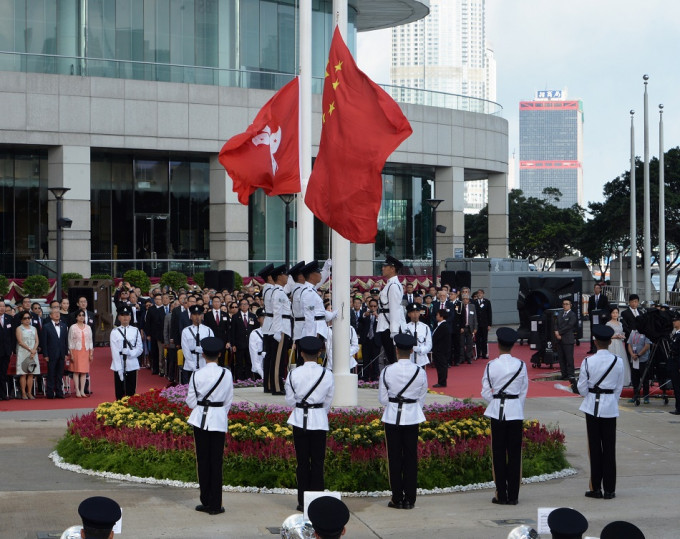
[305,27,412,244]
[219,77,300,205]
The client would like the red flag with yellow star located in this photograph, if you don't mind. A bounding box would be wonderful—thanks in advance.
[219,77,300,205]
[305,27,412,243]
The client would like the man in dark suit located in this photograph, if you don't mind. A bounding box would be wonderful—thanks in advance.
[555,298,578,380]
[170,293,191,351]
[432,309,452,387]
[204,295,230,366]
[0,299,15,400]
[358,298,381,381]
[474,289,493,359]
[402,282,419,305]
[588,284,610,353]
[621,294,644,342]
[231,298,258,380]
[350,297,365,331]
[42,306,69,399]
[145,293,166,375]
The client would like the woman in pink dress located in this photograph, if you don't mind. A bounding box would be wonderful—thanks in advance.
[68,310,94,397]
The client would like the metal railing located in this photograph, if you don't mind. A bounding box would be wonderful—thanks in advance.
[28,259,212,279]
[0,50,503,116]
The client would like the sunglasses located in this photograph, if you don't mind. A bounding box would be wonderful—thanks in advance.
[22,316,31,320]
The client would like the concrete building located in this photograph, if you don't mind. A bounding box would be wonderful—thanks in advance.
[0,0,508,281]
[519,89,584,209]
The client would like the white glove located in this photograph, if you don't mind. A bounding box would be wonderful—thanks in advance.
[413,346,421,353]
[195,346,203,354]
[323,259,332,270]
[274,331,282,343]
[390,331,398,339]
[118,370,125,382]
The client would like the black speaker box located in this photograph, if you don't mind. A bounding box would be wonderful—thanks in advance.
[204,270,219,290]
[455,270,471,290]
[218,270,235,291]
[440,271,456,290]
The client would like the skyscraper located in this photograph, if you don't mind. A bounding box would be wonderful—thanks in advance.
[519,89,584,209]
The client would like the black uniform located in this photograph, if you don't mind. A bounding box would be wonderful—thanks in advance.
[474,297,493,359]
[669,329,680,414]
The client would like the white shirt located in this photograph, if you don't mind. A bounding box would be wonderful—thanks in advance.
[325,325,359,371]
[270,285,292,339]
[406,321,432,367]
[481,354,528,421]
[301,285,331,340]
[376,276,407,337]
[109,325,143,375]
[248,329,265,378]
[578,349,624,418]
[379,359,428,425]
[291,282,307,341]
[285,362,335,430]
[261,283,274,335]
[181,323,215,371]
[186,363,234,432]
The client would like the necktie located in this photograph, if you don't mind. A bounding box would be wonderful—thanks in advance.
[243,313,248,327]
[215,311,219,323]
[165,306,169,314]
[368,316,374,339]
[465,307,468,326]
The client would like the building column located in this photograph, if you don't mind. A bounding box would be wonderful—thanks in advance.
[47,146,91,277]
[435,166,465,264]
[487,172,509,258]
[209,155,249,276]
[352,243,374,277]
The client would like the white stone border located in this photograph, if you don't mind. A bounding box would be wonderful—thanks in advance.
[49,451,577,497]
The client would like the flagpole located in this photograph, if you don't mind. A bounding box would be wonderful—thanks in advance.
[658,104,665,303]
[330,1,357,407]
[630,110,637,295]
[643,74,651,302]
[297,0,314,263]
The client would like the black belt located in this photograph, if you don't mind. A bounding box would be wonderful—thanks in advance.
[198,400,224,407]
[389,396,417,424]
[314,315,325,321]
[265,313,273,317]
[283,314,292,320]
[296,402,324,429]
[294,317,305,322]
[492,393,519,420]
[590,387,614,417]
[379,308,389,314]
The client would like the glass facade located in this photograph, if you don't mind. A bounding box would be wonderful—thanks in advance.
[0,0,357,90]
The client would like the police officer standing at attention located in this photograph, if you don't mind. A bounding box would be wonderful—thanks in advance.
[288,260,307,366]
[578,324,624,500]
[258,264,275,392]
[186,337,234,516]
[481,327,528,505]
[668,311,680,416]
[269,264,293,395]
[405,303,432,367]
[379,333,428,509]
[377,255,407,364]
[181,305,214,385]
[109,306,144,400]
[285,336,335,512]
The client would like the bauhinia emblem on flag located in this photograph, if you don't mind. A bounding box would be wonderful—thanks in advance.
[219,77,300,205]
[305,27,412,244]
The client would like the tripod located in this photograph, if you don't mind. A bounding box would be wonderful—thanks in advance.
[636,337,672,404]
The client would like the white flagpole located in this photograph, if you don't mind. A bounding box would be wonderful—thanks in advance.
[330,1,357,407]
[658,104,665,303]
[297,0,314,263]
[630,110,637,295]
[643,75,651,302]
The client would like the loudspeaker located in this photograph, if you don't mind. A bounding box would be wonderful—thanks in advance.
[440,271,456,290]
[218,270,235,292]
[455,270,471,290]
[204,270,219,290]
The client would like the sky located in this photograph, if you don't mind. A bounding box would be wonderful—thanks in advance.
[357,0,680,208]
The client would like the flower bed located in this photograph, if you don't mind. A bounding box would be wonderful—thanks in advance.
[56,389,569,492]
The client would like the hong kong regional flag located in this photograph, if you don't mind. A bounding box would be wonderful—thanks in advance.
[219,77,300,205]
[305,27,412,243]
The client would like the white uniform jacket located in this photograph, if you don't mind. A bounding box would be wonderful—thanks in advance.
[481,354,528,421]
[285,362,335,430]
[577,349,624,418]
[379,359,428,425]
[376,276,407,337]
[291,282,308,341]
[261,283,274,335]
[325,325,359,371]
[181,323,214,372]
[186,363,234,432]
[301,285,331,340]
[406,321,432,367]
[248,328,265,378]
[109,325,144,377]
[270,285,292,340]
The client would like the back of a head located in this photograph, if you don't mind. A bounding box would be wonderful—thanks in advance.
[307,496,349,539]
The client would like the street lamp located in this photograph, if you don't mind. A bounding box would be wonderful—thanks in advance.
[278,194,296,269]
[617,245,625,304]
[425,199,445,288]
[48,187,71,302]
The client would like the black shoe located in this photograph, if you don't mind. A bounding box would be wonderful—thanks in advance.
[195,504,209,513]
[208,507,225,515]
[296,504,303,512]
[491,497,506,505]
[388,500,402,509]
[585,490,603,499]
[432,384,446,388]
[402,502,414,509]
[506,500,518,505]
[669,410,680,415]
[46,395,54,399]
[603,492,616,500]
[271,391,285,396]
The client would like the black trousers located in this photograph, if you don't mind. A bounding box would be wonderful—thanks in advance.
[384,423,419,505]
[233,348,252,382]
[557,342,575,378]
[585,414,617,493]
[0,354,11,398]
[434,352,448,386]
[267,334,291,393]
[181,369,193,386]
[150,338,160,374]
[460,327,474,363]
[490,418,523,502]
[631,364,650,400]
[668,361,680,412]
[477,325,489,358]
[262,334,274,392]
[193,426,226,511]
[166,347,177,383]
[292,427,327,506]
[46,356,65,398]
[380,330,397,364]
[361,340,380,381]
[113,370,137,400]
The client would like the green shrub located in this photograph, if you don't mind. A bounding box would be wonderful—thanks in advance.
[233,271,243,291]
[122,270,151,293]
[0,275,9,296]
[61,272,83,293]
[159,271,188,291]
[22,275,50,298]
[91,273,113,281]
[192,272,205,289]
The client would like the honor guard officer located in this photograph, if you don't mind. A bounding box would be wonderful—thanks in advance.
[285,336,335,512]
[668,311,680,416]
[379,333,428,509]
[405,303,432,367]
[259,264,276,392]
[308,496,350,539]
[578,324,624,501]
[301,261,334,342]
[249,308,266,379]
[481,327,528,505]
[186,337,234,516]
[288,260,307,366]
[109,306,144,400]
[180,305,215,385]
[547,507,589,539]
[77,496,122,539]
[269,264,293,395]
[377,255,407,364]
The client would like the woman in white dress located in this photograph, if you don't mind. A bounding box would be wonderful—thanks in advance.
[606,306,630,386]
[15,313,39,399]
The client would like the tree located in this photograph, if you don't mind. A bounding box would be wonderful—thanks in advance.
[464,207,488,257]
